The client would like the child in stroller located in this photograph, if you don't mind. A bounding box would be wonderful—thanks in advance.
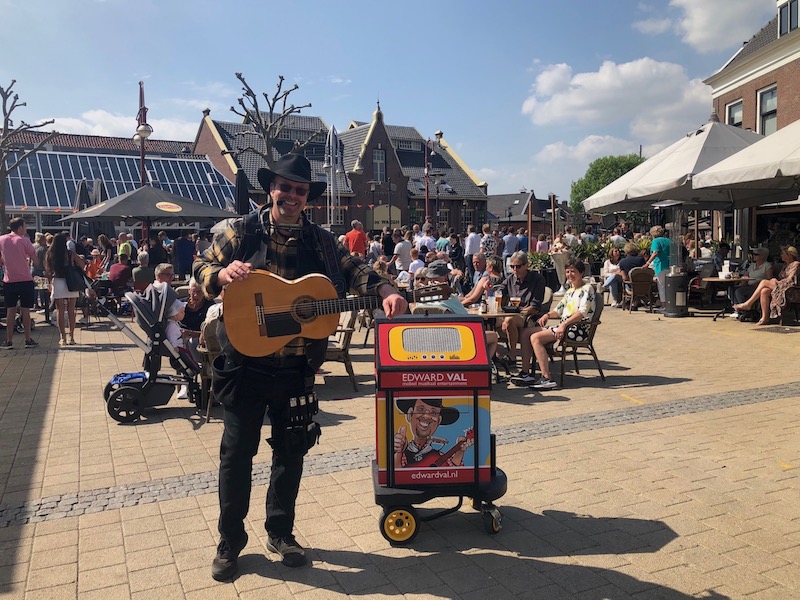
[102,281,201,423]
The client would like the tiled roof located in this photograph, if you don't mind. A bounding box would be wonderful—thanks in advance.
[213,119,351,194]
[12,130,197,156]
[487,192,550,220]
[716,16,778,73]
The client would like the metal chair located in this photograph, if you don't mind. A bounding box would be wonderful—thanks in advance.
[555,298,605,386]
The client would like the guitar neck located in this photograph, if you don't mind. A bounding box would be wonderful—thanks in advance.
[313,295,383,316]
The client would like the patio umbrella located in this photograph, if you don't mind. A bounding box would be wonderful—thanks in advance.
[583,116,765,213]
[692,117,800,208]
[70,179,91,240]
[59,186,234,227]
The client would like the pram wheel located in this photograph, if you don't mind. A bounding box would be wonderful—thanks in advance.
[107,386,143,423]
[379,506,419,545]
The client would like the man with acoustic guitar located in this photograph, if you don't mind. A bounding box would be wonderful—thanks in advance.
[194,153,407,581]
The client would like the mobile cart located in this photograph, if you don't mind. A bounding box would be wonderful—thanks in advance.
[373,314,507,544]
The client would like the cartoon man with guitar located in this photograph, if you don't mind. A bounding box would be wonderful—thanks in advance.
[394,398,473,468]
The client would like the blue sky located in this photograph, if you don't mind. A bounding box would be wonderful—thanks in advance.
[0,0,777,200]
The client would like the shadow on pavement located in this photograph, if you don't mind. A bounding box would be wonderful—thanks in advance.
[233,506,730,598]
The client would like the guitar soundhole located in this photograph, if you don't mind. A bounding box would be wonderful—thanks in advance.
[293,297,317,322]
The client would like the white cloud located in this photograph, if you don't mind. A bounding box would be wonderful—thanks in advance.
[671,0,775,53]
[533,63,572,96]
[534,135,636,164]
[51,109,198,141]
[632,18,673,35]
[521,58,710,145]
[328,76,352,85]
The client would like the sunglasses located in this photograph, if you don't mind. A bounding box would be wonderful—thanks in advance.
[509,264,525,269]
[275,183,310,197]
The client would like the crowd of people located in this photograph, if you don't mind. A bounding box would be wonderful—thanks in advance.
[0,220,216,349]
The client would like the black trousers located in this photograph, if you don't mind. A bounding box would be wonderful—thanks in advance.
[216,357,311,543]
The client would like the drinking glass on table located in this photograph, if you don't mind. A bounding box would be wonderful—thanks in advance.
[509,296,521,309]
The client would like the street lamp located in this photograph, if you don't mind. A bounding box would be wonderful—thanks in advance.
[506,207,513,226]
[387,176,393,230]
[423,130,444,224]
[432,172,443,231]
[132,81,153,189]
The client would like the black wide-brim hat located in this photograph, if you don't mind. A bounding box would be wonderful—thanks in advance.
[257,153,327,201]
[396,397,460,426]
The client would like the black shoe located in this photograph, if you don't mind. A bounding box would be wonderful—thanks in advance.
[267,534,307,567]
[24,339,38,348]
[211,533,248,581]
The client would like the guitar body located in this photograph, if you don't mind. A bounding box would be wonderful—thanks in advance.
[224,270,341,357]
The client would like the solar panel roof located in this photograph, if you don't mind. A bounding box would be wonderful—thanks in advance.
[4,150,236,211]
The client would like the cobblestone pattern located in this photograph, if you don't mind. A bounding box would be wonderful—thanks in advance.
[0,382,792,528]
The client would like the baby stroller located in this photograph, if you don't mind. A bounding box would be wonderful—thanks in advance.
[102,281,201,423]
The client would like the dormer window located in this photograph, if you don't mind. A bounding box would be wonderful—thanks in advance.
[779,0,798,36]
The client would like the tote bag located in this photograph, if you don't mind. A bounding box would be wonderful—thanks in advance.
[65,264,87,292]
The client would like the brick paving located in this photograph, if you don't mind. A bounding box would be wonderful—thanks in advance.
[0,305,798,599]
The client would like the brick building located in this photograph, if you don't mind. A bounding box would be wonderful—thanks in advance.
[704,0,800,243]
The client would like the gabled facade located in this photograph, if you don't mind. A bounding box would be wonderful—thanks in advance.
[194,104,489,234]
[342,105,488,235]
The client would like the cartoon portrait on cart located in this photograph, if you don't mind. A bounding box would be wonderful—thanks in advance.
[391,394,490,483]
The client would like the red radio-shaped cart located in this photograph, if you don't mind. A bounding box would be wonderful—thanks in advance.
[373,314,507,544]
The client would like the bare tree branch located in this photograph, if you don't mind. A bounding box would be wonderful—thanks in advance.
[0,80,59,230]
[228,72,318,169]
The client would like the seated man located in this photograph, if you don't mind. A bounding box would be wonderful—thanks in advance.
[413,260,500,361]
[107,253,133,294]
[496,251,546,373]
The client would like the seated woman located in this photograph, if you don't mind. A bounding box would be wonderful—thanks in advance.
[601,246,623,307]
[524,259,596,390]
[731,247,773,310]
[733,245,799,325]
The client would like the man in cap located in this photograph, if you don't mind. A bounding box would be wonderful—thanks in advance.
[394,398,470,468]
[194,153,407,581]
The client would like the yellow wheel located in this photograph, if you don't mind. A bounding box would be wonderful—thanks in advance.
[380,506,418,545]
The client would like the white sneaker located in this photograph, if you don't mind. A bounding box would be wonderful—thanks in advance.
[78,317,89,325]
[730,311,739,319]
[176,385,189,400]
[510,372,538,386]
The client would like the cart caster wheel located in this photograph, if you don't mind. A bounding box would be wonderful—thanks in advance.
[107,386,142,423]
[380,506,418,545]
[482,507,502,534]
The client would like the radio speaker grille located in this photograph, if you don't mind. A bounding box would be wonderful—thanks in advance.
[401,327,461,353]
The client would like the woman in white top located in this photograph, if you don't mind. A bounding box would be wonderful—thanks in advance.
[732,247,774,307]
[601,246,623,307]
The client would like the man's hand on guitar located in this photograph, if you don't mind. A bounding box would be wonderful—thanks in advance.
[218,260,253,286]
[450,435,474,467]
[379,283,408,318]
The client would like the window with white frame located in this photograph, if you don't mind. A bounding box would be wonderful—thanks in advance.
[437,208,450,232]
[372,149,385,183]
[726,100,743,128]
[780,0,799,36]
[759,87,777,135]
[332,208,344,226]
[461,208,473,233]
[396,140,421,151]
